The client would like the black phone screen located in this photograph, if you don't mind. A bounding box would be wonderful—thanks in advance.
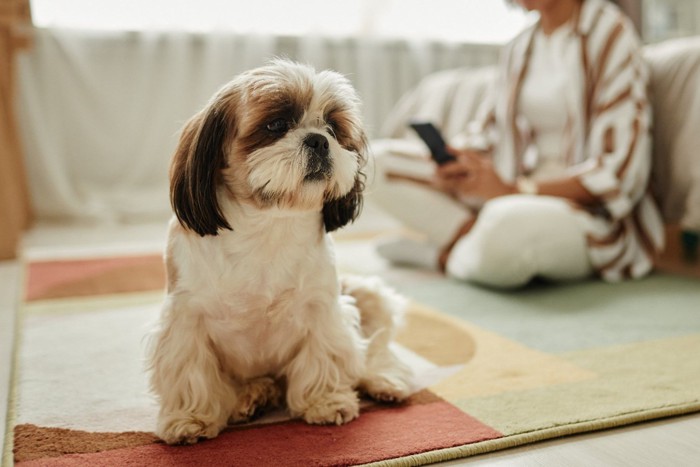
[409,121,456,165]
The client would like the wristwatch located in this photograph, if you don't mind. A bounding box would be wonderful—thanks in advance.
[515,176,538,195]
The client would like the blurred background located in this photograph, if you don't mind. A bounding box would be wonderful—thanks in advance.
[1,0,699,257]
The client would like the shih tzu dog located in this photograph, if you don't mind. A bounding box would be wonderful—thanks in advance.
[148,60,412,445]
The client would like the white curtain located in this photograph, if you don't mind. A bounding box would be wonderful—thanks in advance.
[17,28,499,223]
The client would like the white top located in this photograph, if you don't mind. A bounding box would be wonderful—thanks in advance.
[457,0,663,280]
[518,23,572,181]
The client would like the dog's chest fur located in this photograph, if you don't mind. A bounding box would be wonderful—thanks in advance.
[169,208,339,379]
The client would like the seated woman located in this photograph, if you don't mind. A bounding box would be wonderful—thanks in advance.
[373,0,665,288]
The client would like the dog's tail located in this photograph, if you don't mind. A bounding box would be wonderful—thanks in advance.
[340,275,412,401]
[339,274,406,343]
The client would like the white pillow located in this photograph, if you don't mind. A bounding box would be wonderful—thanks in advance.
[645,37,700,231]
[378,66,495,140]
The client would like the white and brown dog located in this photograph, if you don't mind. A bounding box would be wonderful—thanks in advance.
[148,60,412,445]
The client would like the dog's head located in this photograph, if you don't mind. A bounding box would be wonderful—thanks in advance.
[170,59,368,236]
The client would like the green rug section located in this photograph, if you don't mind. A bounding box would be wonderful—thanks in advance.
[454,333,700,436]
[387,272,700,353]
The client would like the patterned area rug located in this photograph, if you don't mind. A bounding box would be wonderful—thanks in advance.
[5,252,700,466]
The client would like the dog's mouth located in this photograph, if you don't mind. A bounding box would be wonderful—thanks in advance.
[304,155,332,181]
[303,137,333,181]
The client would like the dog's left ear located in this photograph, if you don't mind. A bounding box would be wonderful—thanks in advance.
[323,175,365,232]
[323,137,369,232]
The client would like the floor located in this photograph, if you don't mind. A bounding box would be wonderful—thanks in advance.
[2,203,700,466]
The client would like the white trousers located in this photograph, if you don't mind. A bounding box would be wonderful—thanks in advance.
[369,176,593,288]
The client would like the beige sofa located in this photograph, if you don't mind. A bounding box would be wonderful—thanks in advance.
[373,37,700,276]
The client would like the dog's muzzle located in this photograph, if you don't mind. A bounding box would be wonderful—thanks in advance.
[303,133,332,180]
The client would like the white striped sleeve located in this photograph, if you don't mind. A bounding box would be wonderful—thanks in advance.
[572,19,652,221]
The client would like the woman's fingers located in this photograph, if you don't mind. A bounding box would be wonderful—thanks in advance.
[436,160,469,178]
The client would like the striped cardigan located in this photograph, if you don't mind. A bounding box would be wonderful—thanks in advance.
[464,0,665,281]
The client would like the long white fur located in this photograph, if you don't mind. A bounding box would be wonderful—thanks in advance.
[148,61,412,445]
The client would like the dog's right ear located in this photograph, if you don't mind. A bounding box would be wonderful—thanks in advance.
[170,102,233,236]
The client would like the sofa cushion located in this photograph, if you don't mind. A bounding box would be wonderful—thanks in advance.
[379,66,495,140]
[645,36,700,231]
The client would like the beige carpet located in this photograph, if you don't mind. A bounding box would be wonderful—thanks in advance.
[5,252,700,466]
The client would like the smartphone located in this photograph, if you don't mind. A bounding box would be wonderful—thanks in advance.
[409,121,456,165]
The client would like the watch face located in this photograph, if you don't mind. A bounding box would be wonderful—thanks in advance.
[516,177,537,195]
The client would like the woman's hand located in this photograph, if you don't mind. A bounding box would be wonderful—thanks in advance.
[434,148,515,200]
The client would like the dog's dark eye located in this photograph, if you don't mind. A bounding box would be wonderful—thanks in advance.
[326,119,337,132]
[326,118,341,138]
[266,118,289,134]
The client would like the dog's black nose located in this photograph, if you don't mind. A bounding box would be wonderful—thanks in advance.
[303,133,330,158]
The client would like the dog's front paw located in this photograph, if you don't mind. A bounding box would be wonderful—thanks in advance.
[229,376,282,423]
[363,375,411,403]
[157,413,224,445]
[302,391,359,425]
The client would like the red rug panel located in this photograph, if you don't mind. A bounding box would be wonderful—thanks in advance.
[16,401,501,466]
